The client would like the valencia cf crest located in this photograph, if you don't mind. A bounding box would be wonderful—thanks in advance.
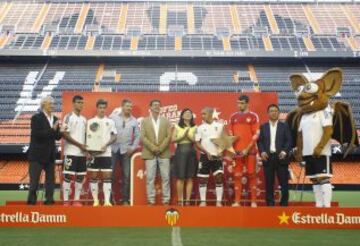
[165,208,180,226]
[89,122,99,132]
[64,158,72,170]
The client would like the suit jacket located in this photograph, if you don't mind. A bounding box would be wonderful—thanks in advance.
[257,121,292,165]
[140,116,171,160]
[28,112,62,163]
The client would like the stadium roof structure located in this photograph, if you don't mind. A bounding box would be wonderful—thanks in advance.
[3,0,359,3]
[0,0,359,58]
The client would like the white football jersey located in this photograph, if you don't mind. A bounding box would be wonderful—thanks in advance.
[299,105,333,156]
[63,112,87,156]
[195,121,224,156]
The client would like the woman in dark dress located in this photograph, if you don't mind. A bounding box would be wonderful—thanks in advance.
[172,108,197,206]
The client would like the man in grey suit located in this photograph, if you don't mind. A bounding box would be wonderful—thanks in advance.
[140,99,172,205]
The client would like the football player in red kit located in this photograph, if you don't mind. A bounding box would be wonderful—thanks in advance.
[229,95,260,207]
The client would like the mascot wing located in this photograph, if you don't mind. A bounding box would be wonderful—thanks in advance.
[332,101,359,157]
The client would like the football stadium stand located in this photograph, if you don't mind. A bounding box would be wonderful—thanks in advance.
[0,61,359,147]
[0,0,358,56]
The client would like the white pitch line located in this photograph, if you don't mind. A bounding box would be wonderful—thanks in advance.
[171,227,183,246]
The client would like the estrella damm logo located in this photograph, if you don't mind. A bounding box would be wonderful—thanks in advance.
[165,208,180,226]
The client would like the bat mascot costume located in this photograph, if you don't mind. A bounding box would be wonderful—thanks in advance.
[287,68,358,207]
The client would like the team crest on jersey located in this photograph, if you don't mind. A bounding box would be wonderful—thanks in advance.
[89,122,99,132]
[165,208,180,226]
[246,117,251,123]
[64,158,72,170]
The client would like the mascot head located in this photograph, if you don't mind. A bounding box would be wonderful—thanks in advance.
[290,68,343,113]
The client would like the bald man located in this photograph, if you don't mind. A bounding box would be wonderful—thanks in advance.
[195,107,224,207]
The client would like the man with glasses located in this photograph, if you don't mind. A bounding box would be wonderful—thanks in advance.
[110,99,140,205]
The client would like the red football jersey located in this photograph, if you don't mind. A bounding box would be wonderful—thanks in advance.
[229,111,260,153]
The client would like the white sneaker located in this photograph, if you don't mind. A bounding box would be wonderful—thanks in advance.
[93,199,100,207]
[104,202,113,207]
[216,202,222,207]
[251,202,257,208]
[232,202,240,207]
[199,202,206,207]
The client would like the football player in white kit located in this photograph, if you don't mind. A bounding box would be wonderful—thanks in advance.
[62,95,87,206]
[87,99,117,207]
[195,107,225,207]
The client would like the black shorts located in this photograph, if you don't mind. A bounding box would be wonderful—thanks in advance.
[88,157,112,172]
[63,155,87,175]
[197,154,223,178]
[303,155,332,179]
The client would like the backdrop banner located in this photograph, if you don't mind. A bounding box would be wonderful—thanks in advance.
[1,206,360,228]
[61,92,278,205]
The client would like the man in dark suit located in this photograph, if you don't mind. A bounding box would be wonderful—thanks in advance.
[257,104,292,206]
[27,96,62,205]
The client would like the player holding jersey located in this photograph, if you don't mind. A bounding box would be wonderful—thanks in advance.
[87,99,117,207]
[195,107,224,207]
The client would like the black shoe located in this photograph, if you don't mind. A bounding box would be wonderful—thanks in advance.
[27,200,37,205]
[44,200,55,205]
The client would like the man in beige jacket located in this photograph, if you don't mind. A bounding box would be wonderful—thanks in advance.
[141,99,172,205]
